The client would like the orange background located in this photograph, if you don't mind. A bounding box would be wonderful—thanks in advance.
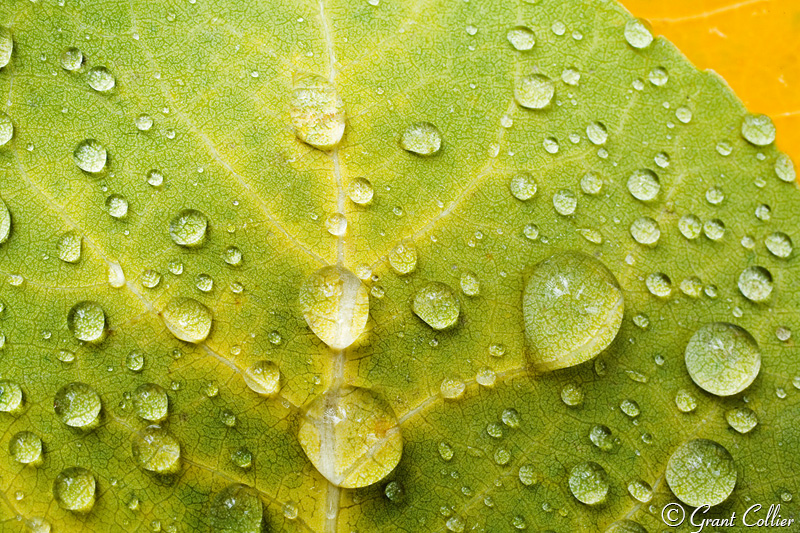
[622,0,800,160]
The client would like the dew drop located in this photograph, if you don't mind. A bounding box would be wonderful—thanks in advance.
[60,47,83,71]
[53,467,95,512]
[675,389,697,413]
[141,269,161,289]
[501,408,521,428]
[654,151,670,168]
[586,122,607,145]
[553,189,577,215]
[627,480,653,503]
[388,243,418,275]
[126,351,145,372]
[620,399,640,418]
[765,232,792,258]
[666,438,736,507]
[208,484,263,533]
[685,322,761,396]
[561,383,584,407]
[725,407,758,434]
[476,367,496,387]
[87,66,115,92]
[774,153,796,182]
[132,425,181,473]
[243,360,281,396]
[413,282,460,330]
[543,136,559,154]
[290,73,345,150]
[134,383,169,422]
[580,172,603,195]
[741,114,776,146]
[568,462,609,505]
[67,301,106,343]
[675,106,692,124]
[703,219,725,241]
[57,231,82,263]
[347,178,374,204]
[648,67,668,86]
[0,380,23,412]
[627,169,660,201]
[494,447,511,465]
[738,266,773,302]
[459,271,480,296]
[136,114,154,131]
[299,266,369,349]
[440,377,466,399]
[506,26,536,51]
[679,214,702,240]
[54,382,101,428]
[169,209,208,247]
[73,139,107,173]
[509,172,537,200]
[325,212,347,236]
[589,425,616,452]
[10,431,42,465]
[438,441,454,461]
[162,297,213,343]
[147,169,164,187]
[561,67,581,86]
[0,27,12,69]
[0,112,13,146]
[106,194,129,218]
[231,448,252,469]
[646,272,672,298]
[630,216,660,246]
[523,223,539,241]
[514,74,554,109]
[400,122,442,155]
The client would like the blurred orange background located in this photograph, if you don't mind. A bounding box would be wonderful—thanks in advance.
[622,0,800,160]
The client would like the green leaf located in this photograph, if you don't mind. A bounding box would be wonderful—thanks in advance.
[0,1,798,532]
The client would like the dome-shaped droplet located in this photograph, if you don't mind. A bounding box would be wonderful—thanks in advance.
[298,387,402,488]
[568,462,609,505]
[0,380,23,412]
[741,114,776,146]
[738,266,773,302]
[231,447,253,469]
[586,122,608,145]
[440,377,466,399]
[675,389,697,413]
[105,194,128,218]
[134,383,169,422]
[627,169,660,201]
[67,301,106,343]
[348,178,374,204]
[162,297,213,343]
[553,189,577,215]
[0,112,13,146]
[224,246,243,266]
[775,153,796,182]
[630,216,660,245]
[9,431,42,464]
[57,231,82,263]
[509,172,537,201]
[765,232,792,258]
[60,47,83,71]
[299,266,369,349]
[679,214,702,240]
[460,271,480,296]
[726,407,758,434]
[54,382,101,428]
[666,438,736,507]
[675,106,692,124]
[580,172,603,195]
[624,18,653,49]
[243,360,281,396]
[684,322,761,396]
[87,66,115,92]
[400,122,442,155]
[589,425,616,452]
[73,140,107,173]
[132,425,181,473]
[605,520,648,533]
[412,282,460,330]
[507,26,536,50]
[561,383,583,407]
[146,169,163,186]
[209,484,263,533]
[53,467,95,512]
[0,27,11,69]
[388,243,418,274]
[627,479,653,503]
[0,197,10,245]
[561,67,580,86]
[523,251,624,371]
[135,114,153,132]
[514,74,554,109]
[169,209,208,247]
[703,219,725,241]
[648,66,669,86]
[291,73,345,150]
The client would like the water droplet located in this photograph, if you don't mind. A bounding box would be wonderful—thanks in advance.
[514,74,554,109]
[67,301,106,343]
[347,177,374,204]
[106,194,128,218]
[56,349,75,363]
[509,172,537,200]
[552,189,577,216]
[60,47,83,71]
[132,425,181,473]
[704,186,724,206]
[501,408,520,428]
[725,407,758,434]
[589,425,616,451]
[299,266,369,349]
[388,243,418,274]
[678,214,702,240]
[741,114,775,146]
[136,114,154,131]
[754,203,771,221]
[494,447,511,465]
[551,20,566,35]
[0,112,13,147]
[147,169,164,187]
[562,67,581,86]
[413,282,460,330]
[243,360,281,396]
[703,219,725,241]
[476,367,496,387]
[325,212,348,237]
[523,251,623,371]
[675,389,697,413]
[777,327,792,342]
[54,382,101,428]
[0,27,12,69]
[87,66,115,92]
[568,462,609,505]
[518,464,536,486]
[141,269,161,289]
[134,383,169,422]
[400,122,442,155]
[53,467,95,512]
[230,447,252,469]
[126,351,145,372]
[630,216,660,245]
[209,484,263,533]
[384,480,404,503]
[685,322,761,396]
[654,151,670,168]
[666,438,736,506]
[765,232,792,258]
[775,153,796,182]
[459,271,480,296]
[624,18,653,49]
[73,139,107,173]
[679,277,703,298]
[627,480,653,503]
[298,387,402,488]
[648,67,669,86]
[586,122,607,145]
[543,136,559,154]
[627,169,660,202]
[440,377,465,399]
[561,383,584,407]
[0,380,22,412]
[620,399,640,418]
[675,106,692,124]
[446,516,465,532]
[523,223,539,241]
[290,73,345,150]
[738,266,773,302]
[438,441,454,461]
[169,209,208,247]
[57,231,82,263]
[162,297,213,343]
[507,26,536,51]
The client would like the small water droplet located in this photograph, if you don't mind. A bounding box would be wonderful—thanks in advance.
[553,189,577,215]
[675,389,697,413]
[54,382,101,428]
[675,106,692,123]
[765,232,792,258]
[136,114,153,131]
[620,399,640,418]
[73,139,107,173]
[509,172,537,201]
[648,67,668,86]
[589,425,616,451]
[514,74,554,109]
[67,301,106,343]
[87,66,115,92]
[561,383,583,407]
[413,282,460,330]
[57,231,82,263]
[774,153,796,182]
[325,212,347,236]
[703,218,725,241]
[627,479,653,502]
[476,367,496,387]
[507,26,536,51]
[147,169,164,187]
[126,351,145,372]
[169,209,208,247]
[561,67,581,86]
[725,407,758,434]
[162,297,213,343]
[568,462,609,505]
[501,408,520,428]
[586,122,607,145]
[347,177,374,204]
[630,216,660,246]
[400,122,442,155]
[459,271,480,296]
[440,377,466,399]
[580,171,603,195]
[105,194,128,218]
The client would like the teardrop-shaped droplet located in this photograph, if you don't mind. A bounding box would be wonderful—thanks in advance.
[568,461,609,505]
[0,112,13,146]
[0,380,23,412]
[627,169,660,201]
[737,266,773,302]
[741,114,776,146]
[666,438,736,507]
[9,431,42,465]
[53,467,95,512]
[243,360,281,396]
[514,74,554,109]
[57,231,82,263]
[523,251,624,371]
[0,27,11,69]
[87,66,116,92]
[291,73,345,150]
[507,26,536,51]
[298,387,402,488]
[299,266,369,349]
[134,383,169,422]
[412,282,460,330]
[67,301,106,343]
[73,139,107,173]
[388,243,418,274]
[726,407,758,434]
[400,122,442,155]
[169,209,208,247]
[132,425,181,473]
[54,382,102,428]
[624,19,653,49]
[162,297,213,343]
[209,484,263,533]
[684,322,761,396]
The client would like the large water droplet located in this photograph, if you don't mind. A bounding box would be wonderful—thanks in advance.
[67,301,106,343]
[586,122,608,145]
[53,467,95,512]
[738,266,773,302]
[514,74,554,109]
[0,27,12,69]
[507,26,536,51]
[765,232,792,258]
[726,407,758,434]
[568,462,609,505]
[388,243,418,274]
[412,282,460,330]
[523,251,623,371]
[509,172,537,201]
[134,383,169,422]
[0,380,23,412]
[73,139,107,173]
[347,178,374,204]
[162,297,213,343]
[400,122,442,155]
[666,438,736,507]
[132,425,181,473]
[243,360,281,396]
[299,266,369,349]
[57,231,82,263]
[290,73,345,150]
[627,169,660,202]
[741,114,776,146]
[87,66,115,92]
[169,209,208,247]
[553,189,577,215]
[208,484,263,533]
[298,387,402,488]
[0,112,13,146]
[54,382,101,428]
[685,322,761,396]
[624,19,653,49]
[630,216,660,245]
[105,194,128,218]
[9,431,42,465]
